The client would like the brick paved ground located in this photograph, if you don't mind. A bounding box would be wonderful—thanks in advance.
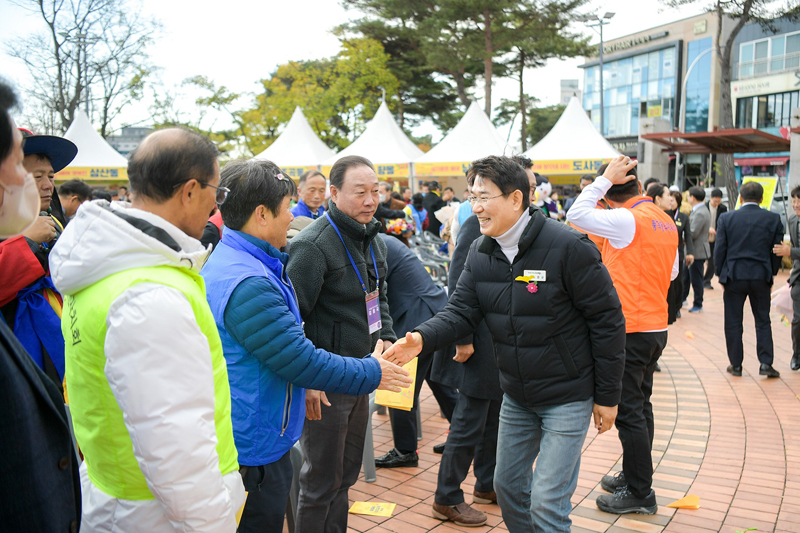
[343,271,800,533]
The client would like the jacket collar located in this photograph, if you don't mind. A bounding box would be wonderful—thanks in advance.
[223,229,288,272]
[328,200,381,243]
[478,206,546,263]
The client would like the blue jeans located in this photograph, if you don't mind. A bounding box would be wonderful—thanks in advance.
[495,395,593,533]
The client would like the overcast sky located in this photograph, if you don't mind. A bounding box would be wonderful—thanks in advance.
[0,0,706,145]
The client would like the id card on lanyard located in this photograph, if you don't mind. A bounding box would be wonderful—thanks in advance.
[326,213,383,334]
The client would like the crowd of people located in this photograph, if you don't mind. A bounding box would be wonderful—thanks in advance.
[0,73,794,533]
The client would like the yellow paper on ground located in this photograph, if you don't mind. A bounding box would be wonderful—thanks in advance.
[349,501,397,517]
[375,358,418,411]
[236,492,248,525]
[667,494,700,509]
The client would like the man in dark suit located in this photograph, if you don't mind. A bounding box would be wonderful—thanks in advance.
[423,180,447,236]
[704,188,728,289]
[686,186,711,312]
[0,79,81,532]
[715,181,783,377]
[773,185,800,370]
[375,233,457,468]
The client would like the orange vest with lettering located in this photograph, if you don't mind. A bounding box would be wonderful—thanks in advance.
[602,196,677,333]
[570,201,608,251]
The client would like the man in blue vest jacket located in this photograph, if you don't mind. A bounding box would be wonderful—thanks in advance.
[202,158,411,533]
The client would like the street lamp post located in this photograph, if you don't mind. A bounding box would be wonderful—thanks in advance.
[674,47,714,189]
[579,13,615,136]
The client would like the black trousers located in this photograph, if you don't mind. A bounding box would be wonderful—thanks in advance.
[682,262,691,303]
[689,259,706,308]
[792,283,800,360]
[703,242,716,284]
[435,393,501,506]
[238,450,294,533]
[667,262,685,324]
[723,279,774,367]
[389,350,458,454]
[616,331,667,500]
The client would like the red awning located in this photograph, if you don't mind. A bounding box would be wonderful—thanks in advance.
[734,157,789,167]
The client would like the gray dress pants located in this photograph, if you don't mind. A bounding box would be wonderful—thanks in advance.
[295,392,369,533]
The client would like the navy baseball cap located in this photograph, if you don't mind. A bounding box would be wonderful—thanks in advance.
[19,128,78,173]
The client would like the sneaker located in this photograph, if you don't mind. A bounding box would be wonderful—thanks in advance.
[596,486,658,515]
[432,502,487,526]
[375,448,418,468]
[688,306,703,313]
[600,471,626,493]
[433,442,446,454]
[472,490,497,504]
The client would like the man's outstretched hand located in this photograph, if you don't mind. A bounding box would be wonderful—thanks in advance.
[382,332,424,366]
[372,340,413,392]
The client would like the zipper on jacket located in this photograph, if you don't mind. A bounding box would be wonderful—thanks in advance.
[280,383,293,436]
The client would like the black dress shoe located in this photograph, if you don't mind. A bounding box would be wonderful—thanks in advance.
[375,448,418,468]
[759,364,780,378]
[727,365,742,377]
[792,356,800,371]
[433,443,446,454]
[704,283,714,290]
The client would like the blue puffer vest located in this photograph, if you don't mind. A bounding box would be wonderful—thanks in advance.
[203,229,305,465]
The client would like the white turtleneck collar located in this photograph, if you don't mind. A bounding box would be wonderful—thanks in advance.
[494,209,532,263]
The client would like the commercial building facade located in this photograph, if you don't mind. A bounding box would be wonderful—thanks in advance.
[580,14,732,183]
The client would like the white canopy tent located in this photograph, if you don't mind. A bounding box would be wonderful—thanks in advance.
[415,100,513,178]
[57,109,128,182]
[254,106,336,179]
[524,97,620,182]
[322,101,423,182]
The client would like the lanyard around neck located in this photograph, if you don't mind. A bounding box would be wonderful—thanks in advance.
[325,212,379,294]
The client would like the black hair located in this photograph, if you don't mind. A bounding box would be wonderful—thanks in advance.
[428,180,440,191]
[670,190,682,210]
[91,188,112,202]
[329,155,374,190]
[0,79,18,164]
[644,178,662,191]
[739,181,763,202]
[466,155,530,210]
[402,187,411,193]
[59,179,92,200]
[597,162,640,203]
[119,185,128,192]
[219,158,298,230]
[512,155,533,170]
[128,128,219,202]
[791,185,800,199]
[688,186,705,202]
[299,170,325,187]
[412,192,425,210]
[710,188,723,198]
[391,191,403,201]
[444,187,454,193]
[645,182,666,202]
[580,174,595,183]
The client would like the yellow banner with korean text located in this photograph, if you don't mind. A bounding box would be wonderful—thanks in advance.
[532,159,614,176]
[415,162,471,177]
[280,166,319,181]
[321,163,411,178]
[56,166,128,182]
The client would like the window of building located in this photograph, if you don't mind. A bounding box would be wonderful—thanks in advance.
[735,90,799,128]
[739,31,800,78]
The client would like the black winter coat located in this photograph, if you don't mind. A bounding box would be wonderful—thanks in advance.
[431,215,502,400]
[416,207,626,408]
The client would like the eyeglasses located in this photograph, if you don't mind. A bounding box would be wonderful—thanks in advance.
[172,179,230,205]
[467,194,505,206]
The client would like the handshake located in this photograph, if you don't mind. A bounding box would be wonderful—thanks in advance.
[372,333,425,392]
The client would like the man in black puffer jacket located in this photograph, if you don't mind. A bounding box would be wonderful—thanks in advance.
[384,155,626,533]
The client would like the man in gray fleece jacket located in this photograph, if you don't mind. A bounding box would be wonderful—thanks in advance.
[287,155,397,533]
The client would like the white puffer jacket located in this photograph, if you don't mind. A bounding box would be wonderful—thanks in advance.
[50,201,245,532]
